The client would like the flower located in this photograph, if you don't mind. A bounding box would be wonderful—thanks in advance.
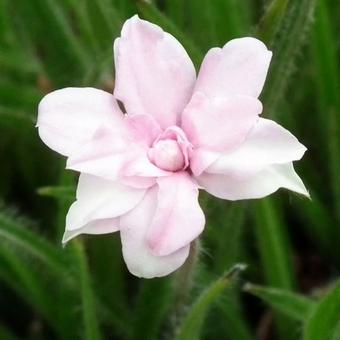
[37,15,308,278]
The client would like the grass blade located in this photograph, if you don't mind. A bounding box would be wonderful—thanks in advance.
[37,185,76,201]
[303,282,340,340]
[261,0,317,119]
[311,0,340,224]
[0,207,67,275]
[132,278,173,340]
[175,264,246,340]
[72,241,103,340]
[257,0,290,44]
[244,283,315,321]
[254,198,297,339]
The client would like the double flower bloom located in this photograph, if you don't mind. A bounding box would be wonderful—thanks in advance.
[37,15,308,278]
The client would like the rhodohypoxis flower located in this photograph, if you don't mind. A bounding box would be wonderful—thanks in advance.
[37,15,308,278]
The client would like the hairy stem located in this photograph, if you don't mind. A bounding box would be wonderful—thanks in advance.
[172,239,201,325]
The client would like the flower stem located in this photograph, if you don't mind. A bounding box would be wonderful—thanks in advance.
[173,239,201,324]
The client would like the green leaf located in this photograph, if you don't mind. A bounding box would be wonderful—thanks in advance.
[253,198,297,339]
[257,0,290,44]
[312,0,340,225]
[9,0,89,84]
[72,241,103,340]
[261,0,317,119]
[37,185,76,201]
[203,200,253,339]
[175,264,246,340]
[244,283,315,321]
[89,237,132,339]
[303,282,340,340]
[132,278,173,340]
[215,287,253,340]
[0,206,67,275]
[0,245,60,331]
[254,198,296,290]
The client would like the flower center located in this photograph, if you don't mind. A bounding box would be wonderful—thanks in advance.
[147,126,192,172]
[148,139,184,171]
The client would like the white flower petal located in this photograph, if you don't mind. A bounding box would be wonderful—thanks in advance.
[198,163,309,200]
[195,37,272,98]
[146,172,204,256]
[120,187,190,278]
[65,174,146,233]
[37,88,123,156]
[62,218,119,244]
[114,15,196,128]
[207,118,307,179]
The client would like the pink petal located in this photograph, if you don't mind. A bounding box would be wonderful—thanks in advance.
[120,176,157,189]
[62,218,119,244]
[37,88,123,156]
[126,114,162,147]
[67,126,168,181]
[189,148,220,177]
[206,118,307,179]
[66,126,130,181]
[181,91,262,151]
[65,174,145,234]
[122,151,171,177]
[195,38,272,98]
[197,163,309,201]
[120,187,190,278]
[146,172,205,256]
[114,15,196,129]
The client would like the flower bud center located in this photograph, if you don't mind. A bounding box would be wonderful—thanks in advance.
[148,139,185,172]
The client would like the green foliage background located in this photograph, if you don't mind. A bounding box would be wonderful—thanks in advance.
[1,0,340,339]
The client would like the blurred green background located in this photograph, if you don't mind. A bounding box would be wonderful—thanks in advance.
[1,0,340,339]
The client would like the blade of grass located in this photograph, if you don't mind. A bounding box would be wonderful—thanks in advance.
[0,245,61,332]
[0,207,67,275]
[254,198,297,339]
[37,185,76,201]
[175,264,246,340]
[215,287,253,340]
[257,0,290,44]
[254,198,296,290]
[260,0,317,119]
[33,0,89,70]
[88,236,131,339]
[311,0,340,226]
[10,0,89,84]
[303,282,340,340]
[202,198,253,339]
[131,278,173,340]
[244,283,315,321]
[72,241,103,340]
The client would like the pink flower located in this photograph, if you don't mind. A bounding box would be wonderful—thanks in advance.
[37,15,308,278]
